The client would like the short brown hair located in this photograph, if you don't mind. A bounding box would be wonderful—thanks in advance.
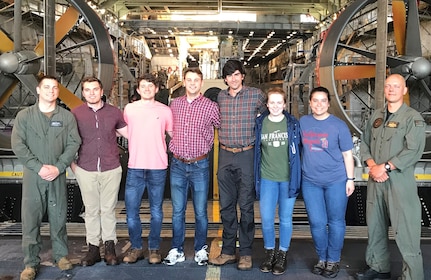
[183,67,203,80]
[38,75,58,86]
[137,73,160,88]
[81,76,103,91]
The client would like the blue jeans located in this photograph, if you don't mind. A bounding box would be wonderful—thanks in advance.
[170,157,209,252]
[259,178,296,251]
[302,180,348,262]
[125,168,167,250]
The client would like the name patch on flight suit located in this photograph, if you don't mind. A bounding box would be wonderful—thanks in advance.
[415,120,425,127]
[386,121,398,128]
[50,121,63,127]
[373,118,383,128]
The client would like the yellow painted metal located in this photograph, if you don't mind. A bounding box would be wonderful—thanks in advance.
[415,174,431,180]
[334,65,376,80]
[212,200,220,223]
[34,6,80,56]
[32,7,83,109]
[213,128,219,200]
[392,0,407,56]
[0,170,73,178]
[0,29,14,53]
[58,83,83,109]
[0,171,23,177]
[361,173,431,181]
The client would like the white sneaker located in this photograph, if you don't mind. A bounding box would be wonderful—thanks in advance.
[194,245,209,266]
[163,248,185,266]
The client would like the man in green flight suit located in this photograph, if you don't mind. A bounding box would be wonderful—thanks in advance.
[11,75,81,280]
[357,74,426,280]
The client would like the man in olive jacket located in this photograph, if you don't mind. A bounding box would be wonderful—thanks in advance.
[11,75,81,280]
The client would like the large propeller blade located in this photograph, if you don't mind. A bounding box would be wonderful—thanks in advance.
[0,13,18,106]
[0,29,16,106]
[34,6,80,56]
[392,0,406,55]
[338,43,408,67]
[0,5,82,108]
[334,65,376,80]
[58,83,84,109]
[13,74,39,96]
[32,6,83,109]
[0,76,17,108]
[405,0,422,56]
[0,29,14,53]
[392,0,422,57]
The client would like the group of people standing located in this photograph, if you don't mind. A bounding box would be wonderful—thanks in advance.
[12,59,425,280]
[202,61,356,278]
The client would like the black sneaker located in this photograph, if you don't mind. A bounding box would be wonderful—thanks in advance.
[272,250,288,275]
[312,260,326,275]
[322,262,339,278]
[259,249,276,272]
[356,267,391,280]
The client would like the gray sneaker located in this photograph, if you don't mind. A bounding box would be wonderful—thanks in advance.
[322,262,340,278]
[312,260,326,275]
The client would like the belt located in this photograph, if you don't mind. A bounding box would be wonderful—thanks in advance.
[220,144,254,153]
[173,154,207,164]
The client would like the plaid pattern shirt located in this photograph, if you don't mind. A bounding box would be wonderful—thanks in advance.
[169,94,220,159]
[217,86,266,147]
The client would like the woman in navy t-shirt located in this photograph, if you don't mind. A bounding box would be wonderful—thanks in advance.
[300,86,355,278]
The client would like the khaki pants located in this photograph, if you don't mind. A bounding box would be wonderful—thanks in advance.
[74,166,122,245]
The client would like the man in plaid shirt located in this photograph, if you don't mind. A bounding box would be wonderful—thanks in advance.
[208,59,266,270]
[164,68,221,266]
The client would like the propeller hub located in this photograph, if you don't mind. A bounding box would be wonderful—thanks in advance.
[0,52,19,73]
[0,51,40,75]
[411,57,431,80]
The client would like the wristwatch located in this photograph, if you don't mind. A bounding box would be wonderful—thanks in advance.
[384,162,391,173]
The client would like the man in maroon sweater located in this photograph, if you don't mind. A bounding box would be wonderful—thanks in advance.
[71,77,128,266]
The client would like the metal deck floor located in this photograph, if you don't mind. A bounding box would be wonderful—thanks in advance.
[1,200,431,279]
[0,236,430,280]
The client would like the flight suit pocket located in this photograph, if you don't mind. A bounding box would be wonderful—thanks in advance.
[52,125,67,139]
[28,125,44,140]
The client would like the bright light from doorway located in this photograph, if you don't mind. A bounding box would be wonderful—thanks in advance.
[170,12,256,22]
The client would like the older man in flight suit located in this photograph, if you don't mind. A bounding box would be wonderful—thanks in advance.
[358,74,425,280]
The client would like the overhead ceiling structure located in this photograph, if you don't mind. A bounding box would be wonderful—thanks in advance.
[113,0,340,17]
[100,0,350,65]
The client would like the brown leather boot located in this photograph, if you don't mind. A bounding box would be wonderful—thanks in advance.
[104,240,118,265]
[20,266,37,280]
[80,244,101,266]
